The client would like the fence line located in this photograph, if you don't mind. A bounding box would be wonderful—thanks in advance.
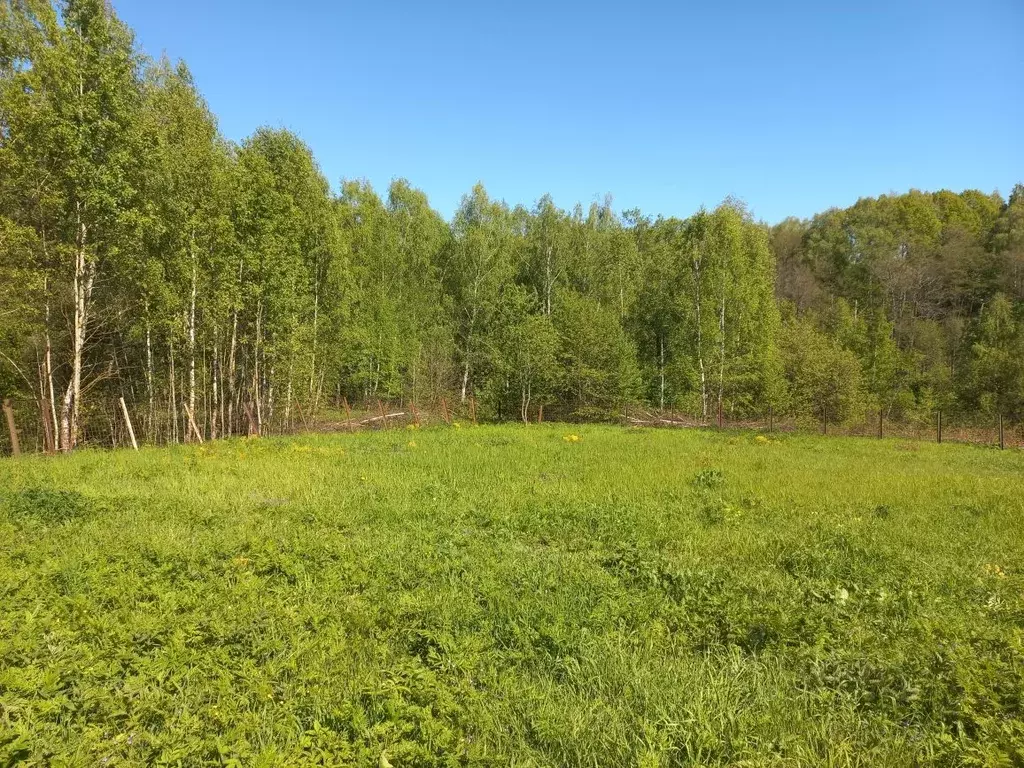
[625,406,1022,450]
[1,396,1021,456]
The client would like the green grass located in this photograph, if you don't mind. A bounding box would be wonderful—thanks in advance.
[1,425,1023,767]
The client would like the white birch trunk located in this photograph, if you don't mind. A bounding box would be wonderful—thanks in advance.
[693,248,708,420]
[60,214,91,451]
[187,245,197,436]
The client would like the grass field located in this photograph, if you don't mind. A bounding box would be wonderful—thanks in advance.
[1,425,1023,766]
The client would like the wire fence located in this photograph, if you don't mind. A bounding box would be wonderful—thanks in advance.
[622,406,1022,450]
[1,395,1021,457]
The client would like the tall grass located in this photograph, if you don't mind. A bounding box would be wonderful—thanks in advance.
[1,425,1022,766]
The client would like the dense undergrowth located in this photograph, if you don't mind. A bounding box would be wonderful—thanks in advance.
[1,425,1022,766]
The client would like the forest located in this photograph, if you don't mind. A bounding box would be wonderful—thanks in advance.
[2,0,1023,450]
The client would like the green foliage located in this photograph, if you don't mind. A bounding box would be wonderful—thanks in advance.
[628,204,784,418]
[970,293,1023,416]
[1,0,1023,450]
[336,179,451,402]
[444,184,519,403]
[690,467,725,489]
[0,216,41,395]
[2,487,94,524]
[779,187,1024,425]
[554,291,640,419]
[781,309,867,423]
[483,287,561,421]
[1,426,1023,764]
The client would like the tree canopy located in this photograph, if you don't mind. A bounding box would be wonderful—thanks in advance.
[2,1,1022,448]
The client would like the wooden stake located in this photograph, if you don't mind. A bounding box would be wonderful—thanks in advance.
[119,396,138,451]
[293,398,309,432]
[411,401,420,427]
[342,396,353,432]
[469,395,477,425]
[441,397,451,425]
[998,413,1004,450]
[3,399,21,457]
[878,408,883,439]
[377,399,388,429]
[537,404,543,424]
[936,410,942,444]
[822,404,828,435]
[717,400,723,429]
[768,405,773,434]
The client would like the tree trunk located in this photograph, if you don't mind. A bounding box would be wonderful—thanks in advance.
[187,247,197,441]
[284,363,293,430]
[718,274,726,414]
[60,214,91,451]
[201,336,209,439]
[211,328,219,440]
[169,340,177,443]
[659,334,666,411]
[460,305,478,404]
[314,369,325,416]
[253,298,263,434]
[43,282,58,446]
[545,245,553,315]
[145,310,154,442]
[693,251,708,420]
[267,365,275,432]
[228,254,244,436]
[228,307,238,436]
[310,275,318,399]
[521,380,531,424]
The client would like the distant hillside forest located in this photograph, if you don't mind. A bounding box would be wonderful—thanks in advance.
[2,1,1023,449]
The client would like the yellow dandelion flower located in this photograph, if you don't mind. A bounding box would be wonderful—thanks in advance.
[983,563,1007,579]
[407,440,417,448]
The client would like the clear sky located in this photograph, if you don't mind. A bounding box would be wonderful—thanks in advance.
[113,0,1023,223]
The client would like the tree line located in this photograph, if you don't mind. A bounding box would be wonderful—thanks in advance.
[2,1,1022,450]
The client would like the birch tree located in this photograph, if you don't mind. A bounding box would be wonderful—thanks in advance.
[0,0,144,449]
[444,184,517,402]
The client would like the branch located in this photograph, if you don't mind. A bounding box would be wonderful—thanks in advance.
[358,411,406,425]
[80,359,116,395]
[0,349,35,391]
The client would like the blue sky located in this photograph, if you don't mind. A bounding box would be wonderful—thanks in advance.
[114,0,1023,223]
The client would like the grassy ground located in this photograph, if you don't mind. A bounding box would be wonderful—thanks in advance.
[1,425,1023,767]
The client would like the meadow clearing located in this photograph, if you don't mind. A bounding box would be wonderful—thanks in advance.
[1,425,1023,767]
